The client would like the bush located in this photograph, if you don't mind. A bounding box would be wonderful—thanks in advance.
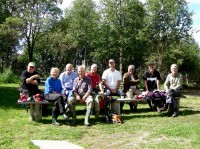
[0,67,19,83]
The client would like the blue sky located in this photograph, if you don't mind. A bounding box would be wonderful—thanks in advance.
[58,0,200,46]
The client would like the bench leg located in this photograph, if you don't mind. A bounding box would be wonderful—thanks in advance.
[29,104,42,121]
[168,98,180,114]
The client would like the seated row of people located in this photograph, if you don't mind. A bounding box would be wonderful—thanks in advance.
[20,59,183,126]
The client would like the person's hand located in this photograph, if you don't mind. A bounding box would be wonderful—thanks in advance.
[63,96,66,101]
[65,90,69,95]
[111,89,117,94]
[32,74,40,79]
[79,98,85,104]
[76,95,81,101]
[136,79,140,82]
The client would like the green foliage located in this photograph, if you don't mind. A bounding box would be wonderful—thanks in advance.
[141,0,193,69]
[0,67,18,83]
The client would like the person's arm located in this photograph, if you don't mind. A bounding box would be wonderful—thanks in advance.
[156,79,160,90]
[26,73,40,85]
[172,74,183,90]
[115,80,121,90]
[142,72,148,91]
[82,79,92,103]
[144,80,148,91]
[102,79,111,91]
[164,74,170,93]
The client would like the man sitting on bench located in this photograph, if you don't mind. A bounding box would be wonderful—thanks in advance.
[102,59,124,115]
[160,64,183,117]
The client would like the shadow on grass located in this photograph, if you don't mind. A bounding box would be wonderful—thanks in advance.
[0,85,20,109]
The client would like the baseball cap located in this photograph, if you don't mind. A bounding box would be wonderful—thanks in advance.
[28,62,35,67]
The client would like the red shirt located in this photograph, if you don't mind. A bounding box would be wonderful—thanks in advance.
[85,72,101,89]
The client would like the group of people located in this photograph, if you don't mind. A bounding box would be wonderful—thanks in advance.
[20,59,183,126]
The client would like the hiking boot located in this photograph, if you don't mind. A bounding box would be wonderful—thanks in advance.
[52,118,60,126]
[70,111,76,126]
[84,109,91,126]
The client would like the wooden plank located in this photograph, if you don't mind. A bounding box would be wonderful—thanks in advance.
[17,100,53,105]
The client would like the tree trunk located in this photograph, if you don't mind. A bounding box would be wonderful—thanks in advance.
[119,47,123,77]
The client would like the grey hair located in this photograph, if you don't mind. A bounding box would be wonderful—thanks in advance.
[50,67,59,75]
[171,64,178,69]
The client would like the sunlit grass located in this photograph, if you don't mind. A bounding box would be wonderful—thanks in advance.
[0,84,200,148]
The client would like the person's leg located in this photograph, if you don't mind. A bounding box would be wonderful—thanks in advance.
[68,96,77,126]
[85,96,94,126]
[94,95,101,118]
[131,89,142,111]
[45,93,61,125]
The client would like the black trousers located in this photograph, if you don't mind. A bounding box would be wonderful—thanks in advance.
[45,94,66,119]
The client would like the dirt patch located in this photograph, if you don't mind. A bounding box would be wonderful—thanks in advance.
[78,130,150,149]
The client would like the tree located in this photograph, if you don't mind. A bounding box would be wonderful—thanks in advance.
[9,0,62,61]
[94,0,146,75]
[0,17,22,72]
[66,0,100,68]
[141,0,193,71]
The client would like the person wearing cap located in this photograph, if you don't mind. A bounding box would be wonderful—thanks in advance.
[102,59,123,115]
[44,67,68,126]
[59,63,77,103]
[85,64,104,118]
[121,64,142,112]
[20,62,42,97]
[143,62,161,111]
[160,64,183,117]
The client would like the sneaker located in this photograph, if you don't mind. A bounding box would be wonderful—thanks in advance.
[52,118,60,126]
[62,114,68,120]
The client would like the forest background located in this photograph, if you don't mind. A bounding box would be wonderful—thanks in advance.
[0,0,200,86]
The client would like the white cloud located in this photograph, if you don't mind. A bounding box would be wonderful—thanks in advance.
[186,0,200,4]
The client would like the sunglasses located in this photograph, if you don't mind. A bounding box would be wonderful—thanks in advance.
[29,66,35,69]
[109,62,114,64]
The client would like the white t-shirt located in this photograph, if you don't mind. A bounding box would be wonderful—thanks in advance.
[102,69,122,89]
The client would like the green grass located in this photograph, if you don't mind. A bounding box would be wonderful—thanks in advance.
[0,84,200,149]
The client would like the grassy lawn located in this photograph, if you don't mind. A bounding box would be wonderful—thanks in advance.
[0,84,200,149]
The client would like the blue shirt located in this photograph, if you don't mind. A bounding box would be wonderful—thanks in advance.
[59,71,77,90]
[44,77,62,95]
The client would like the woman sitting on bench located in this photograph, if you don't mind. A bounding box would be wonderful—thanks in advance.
[44,67,67,126]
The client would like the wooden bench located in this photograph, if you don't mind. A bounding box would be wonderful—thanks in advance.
[17,100,53,121]
[117,95,187,113]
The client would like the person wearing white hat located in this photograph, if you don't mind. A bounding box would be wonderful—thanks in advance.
[20,62,42,97]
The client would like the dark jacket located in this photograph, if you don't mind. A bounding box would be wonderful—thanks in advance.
[123,72,140,93]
